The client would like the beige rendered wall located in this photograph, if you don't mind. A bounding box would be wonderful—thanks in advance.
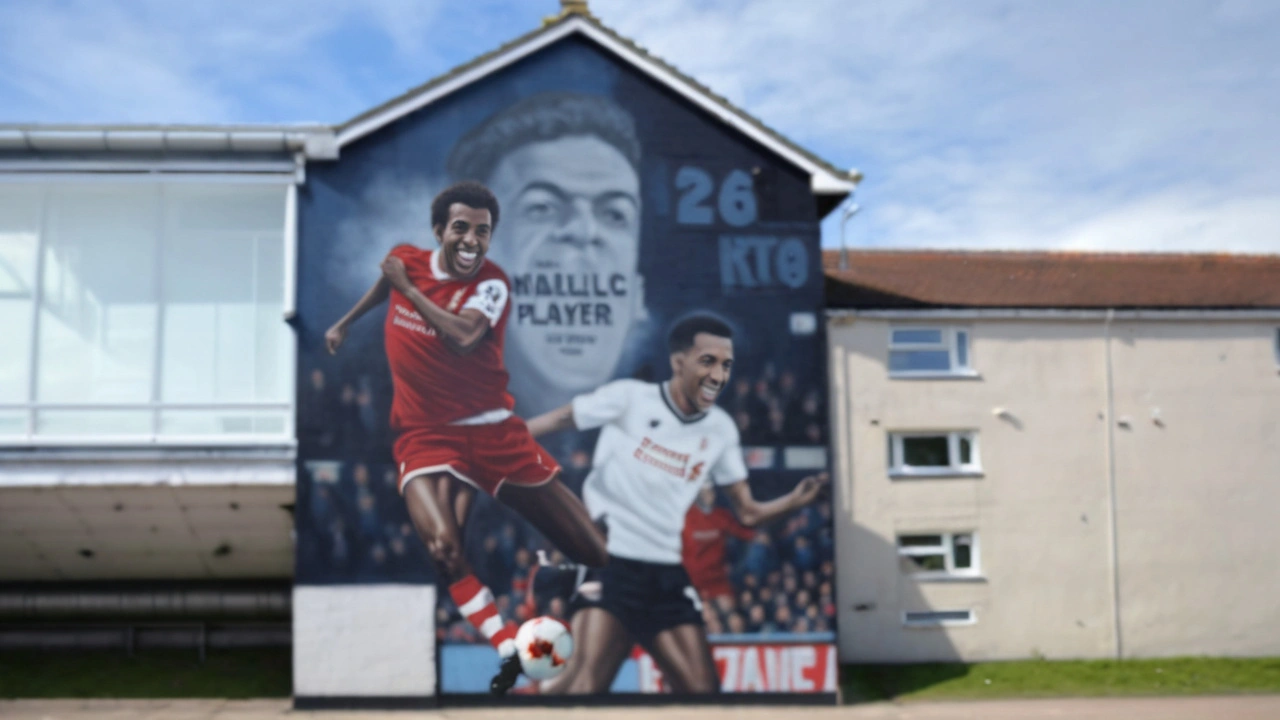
[828,314,1280,663]
[1108,321,1280,657]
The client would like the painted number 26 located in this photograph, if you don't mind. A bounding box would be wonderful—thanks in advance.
[675,166,757,227]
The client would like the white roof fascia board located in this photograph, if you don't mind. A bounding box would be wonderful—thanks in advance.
[336,17,857,194]
[105,131,167,152]
[302,132,340,160]
[812,172,859,194]
[0,128,338,159]
[826,308,1280,321]
[226,132,287,153]
[0,129,27,150]
[24,130,107,152]
[162,130,231,152]
[0,162,300,178]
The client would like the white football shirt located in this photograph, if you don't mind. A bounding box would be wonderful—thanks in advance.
[572,379,748,565]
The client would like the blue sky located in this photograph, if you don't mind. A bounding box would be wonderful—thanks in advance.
[1,0,1277,254]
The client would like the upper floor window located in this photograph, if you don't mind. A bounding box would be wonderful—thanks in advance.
[888,431,981,477]
[888,327,973,377]
[0,181,293,444]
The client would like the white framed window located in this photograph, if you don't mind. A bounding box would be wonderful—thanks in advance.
[888,431,980,477]
[903,609,975,627]
[897,532,980,579]
[0,180,294,445]
[888,327,973,377]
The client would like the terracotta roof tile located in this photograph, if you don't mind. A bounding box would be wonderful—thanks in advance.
[823,250,1280,309]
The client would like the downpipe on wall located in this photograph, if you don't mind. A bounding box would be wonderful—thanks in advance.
[1103,308,1124,659]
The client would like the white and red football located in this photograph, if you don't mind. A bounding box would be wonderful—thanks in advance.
[514,616,574,681]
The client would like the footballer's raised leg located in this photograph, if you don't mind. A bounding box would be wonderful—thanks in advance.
[402,472,473,580]
[402,471,522,693]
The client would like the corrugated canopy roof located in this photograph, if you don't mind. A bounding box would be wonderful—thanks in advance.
[824,249,1280,309]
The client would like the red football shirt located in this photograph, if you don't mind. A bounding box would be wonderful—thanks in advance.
[383,245,514,431]
[682,505,754,596]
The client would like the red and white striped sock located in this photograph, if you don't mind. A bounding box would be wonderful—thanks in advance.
[450,575,517,658]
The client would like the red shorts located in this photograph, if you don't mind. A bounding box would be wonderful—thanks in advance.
[394,416,560,497]
[692,578,735,602]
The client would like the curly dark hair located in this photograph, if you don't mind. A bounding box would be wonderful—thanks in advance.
[446,92,641,182]
[668,313,734,354]
[430,181,501,231]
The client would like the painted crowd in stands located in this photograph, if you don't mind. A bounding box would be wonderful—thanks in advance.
[299,361,833,642]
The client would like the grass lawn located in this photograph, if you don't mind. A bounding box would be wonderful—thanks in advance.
[0,649,291,699]
[4,649,1279,701]
[841,656,1280,702]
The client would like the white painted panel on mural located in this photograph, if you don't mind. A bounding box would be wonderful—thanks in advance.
[293,584,436,697]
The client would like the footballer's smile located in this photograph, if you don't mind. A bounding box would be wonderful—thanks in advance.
[436,203,493,279]
[697,379,722,407]
[671,332,734,415]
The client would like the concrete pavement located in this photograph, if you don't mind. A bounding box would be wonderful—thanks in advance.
[3,697,1280,720]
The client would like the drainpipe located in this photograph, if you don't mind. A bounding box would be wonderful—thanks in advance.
[1102,308,1123,659]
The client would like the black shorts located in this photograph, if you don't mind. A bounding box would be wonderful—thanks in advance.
[581,554,704,647]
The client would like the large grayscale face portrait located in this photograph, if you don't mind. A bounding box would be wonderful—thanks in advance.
[447,92,645,417]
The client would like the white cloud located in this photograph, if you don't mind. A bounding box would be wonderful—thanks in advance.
[1,0,1275,255]
[593,0,1280,254]
[0,2,234,122]
[1055,191,1280,253]
[0,0,447,123]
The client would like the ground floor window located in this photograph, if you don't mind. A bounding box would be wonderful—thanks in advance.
[897,532,980,579]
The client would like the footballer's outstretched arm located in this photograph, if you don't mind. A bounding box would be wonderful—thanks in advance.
[722,472,830,528]
[381,256,490,354]
[526,403,576,438]
[325,275,391,354]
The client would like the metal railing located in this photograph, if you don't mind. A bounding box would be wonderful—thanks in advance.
[0,402,294,446]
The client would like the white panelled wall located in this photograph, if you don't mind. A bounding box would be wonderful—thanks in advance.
[0,178,295,445]
[0,174,298,581]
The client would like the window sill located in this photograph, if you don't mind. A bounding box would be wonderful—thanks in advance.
[911,575,988,584]
[888,370,982,381]
[903,620,977,629]
[889,470,984,480]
